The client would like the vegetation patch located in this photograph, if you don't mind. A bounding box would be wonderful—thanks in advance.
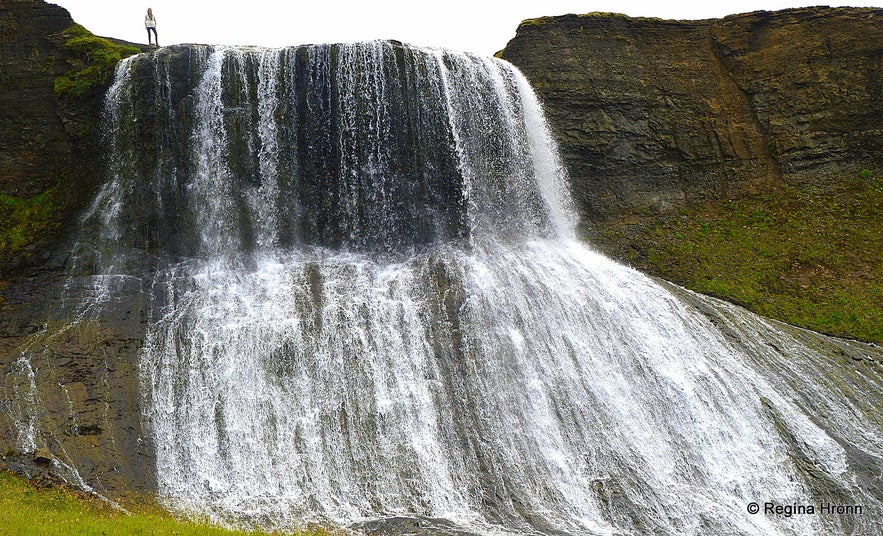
[576,12,632,19]
[519,18,552,28]
[0,188,60,252]
[0,470,337,535]
[601,170,883,342]
[53,24,141,97]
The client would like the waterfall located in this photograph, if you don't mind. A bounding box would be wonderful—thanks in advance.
[64,42,881,535]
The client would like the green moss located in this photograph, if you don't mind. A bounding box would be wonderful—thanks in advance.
[54,24,141,97]
[519,18,547,28]
[0,470,337,535]
[576,12,631,19]
[0,189,61,252]
[578,12,671,23]
[517,11,669,31]
[603,170,883,342]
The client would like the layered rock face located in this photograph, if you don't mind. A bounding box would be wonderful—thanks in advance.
[0,0,74,199]
[0,0,153,497]
[501,8,883,227]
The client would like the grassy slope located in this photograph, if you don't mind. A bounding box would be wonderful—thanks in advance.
[601,170,883,342]
[0,471,337,536]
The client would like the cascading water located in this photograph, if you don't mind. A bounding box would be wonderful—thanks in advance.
[58,41,882,535]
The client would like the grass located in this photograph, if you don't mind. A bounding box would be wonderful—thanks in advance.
[54,24,141,97]
[0,470,338,536]
[602,170,883,342]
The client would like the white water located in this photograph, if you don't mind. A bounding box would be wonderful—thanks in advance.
[77,42,883,535]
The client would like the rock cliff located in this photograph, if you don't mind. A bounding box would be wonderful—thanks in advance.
[501,8,883,341]
[0,0,150,498]
[501,7,883,224]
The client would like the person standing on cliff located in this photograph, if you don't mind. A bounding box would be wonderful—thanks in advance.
[145,8,158,46]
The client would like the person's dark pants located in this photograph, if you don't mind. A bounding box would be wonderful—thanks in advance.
[147,27,158,45]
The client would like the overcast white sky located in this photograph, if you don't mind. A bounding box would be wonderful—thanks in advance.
[52,1,881,56]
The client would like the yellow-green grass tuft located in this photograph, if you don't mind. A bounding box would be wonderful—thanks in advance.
[0,470,339,536]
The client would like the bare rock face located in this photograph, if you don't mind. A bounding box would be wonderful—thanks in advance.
[500,7,883,228]
[0,0,153,498]
[710,9,883,178]
[0,0,74,199]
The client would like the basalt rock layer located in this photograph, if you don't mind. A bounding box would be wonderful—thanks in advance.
[500,7,883,226]
[0,0,151,497]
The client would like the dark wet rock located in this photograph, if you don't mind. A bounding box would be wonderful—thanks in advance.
[357,515,484,536]
[0,0,152,499]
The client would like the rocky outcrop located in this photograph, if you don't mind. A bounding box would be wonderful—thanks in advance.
[0,0,142,275]
[0,0,76,199]
[0,0,151,498]
[501,7,883,228]
[501,7,883,342]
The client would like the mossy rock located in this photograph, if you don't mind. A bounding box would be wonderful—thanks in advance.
[53,24,141,98]
[0,188,60,253]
